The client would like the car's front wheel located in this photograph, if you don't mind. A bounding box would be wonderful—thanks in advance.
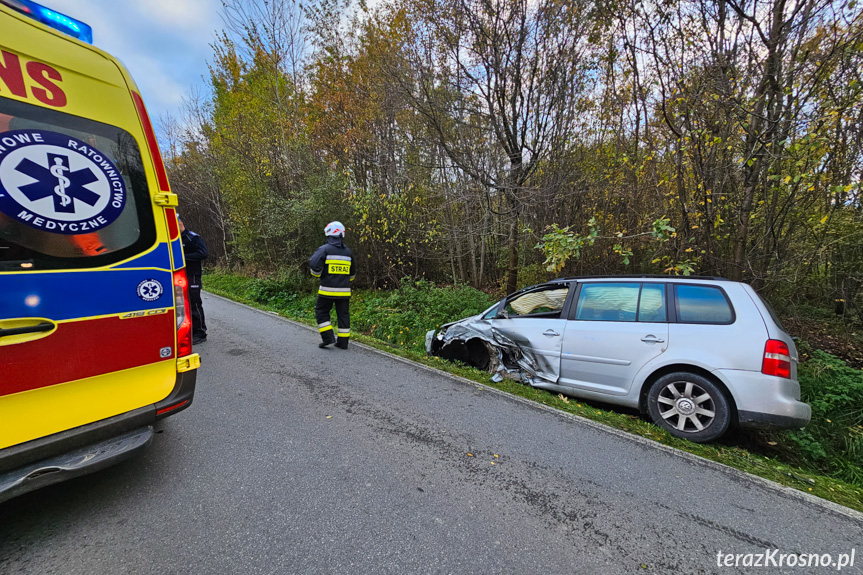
[646,372,731,442]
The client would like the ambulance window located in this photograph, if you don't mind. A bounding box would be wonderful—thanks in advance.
[0,97,156,270]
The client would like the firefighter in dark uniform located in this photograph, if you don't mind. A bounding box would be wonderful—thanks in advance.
[309,221,355,349]
[178,215,208,344]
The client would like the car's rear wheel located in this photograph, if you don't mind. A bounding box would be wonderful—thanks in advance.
[646,372,731,442]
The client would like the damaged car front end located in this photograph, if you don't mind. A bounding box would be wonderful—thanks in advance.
[426,282,572,386]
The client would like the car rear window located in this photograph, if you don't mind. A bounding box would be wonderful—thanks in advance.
[675,284,734,324]
[0,97,155,270]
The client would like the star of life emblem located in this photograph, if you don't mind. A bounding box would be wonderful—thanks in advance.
[0,130,127,234]
[137,279,164,302]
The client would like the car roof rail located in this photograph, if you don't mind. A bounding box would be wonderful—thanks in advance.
[553,274,732,282]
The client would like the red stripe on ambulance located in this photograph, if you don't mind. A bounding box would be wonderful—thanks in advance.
[0,313,175,396]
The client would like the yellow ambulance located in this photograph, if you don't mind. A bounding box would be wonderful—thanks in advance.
[0,0,200,502]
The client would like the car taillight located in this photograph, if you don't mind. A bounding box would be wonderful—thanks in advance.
[762,339,791,379]
[174,269,193,357]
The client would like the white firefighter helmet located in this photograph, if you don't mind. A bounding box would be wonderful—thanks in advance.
[324,221,345,237]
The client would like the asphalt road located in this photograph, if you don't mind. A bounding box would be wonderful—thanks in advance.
[1,293,861,574]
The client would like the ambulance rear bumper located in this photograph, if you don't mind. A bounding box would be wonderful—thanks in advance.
[0,426,153,504]
[0,368,197,503]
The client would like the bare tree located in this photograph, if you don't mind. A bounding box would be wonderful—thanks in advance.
[395,0,595,293]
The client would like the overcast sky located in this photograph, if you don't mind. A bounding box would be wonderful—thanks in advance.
[48,0,223,126]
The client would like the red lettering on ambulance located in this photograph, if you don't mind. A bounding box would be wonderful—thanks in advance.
[26,61,66,107]
[0,50,27,98]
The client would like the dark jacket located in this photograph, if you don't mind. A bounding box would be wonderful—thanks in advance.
[309,236,356,297]
[182,229,208,278]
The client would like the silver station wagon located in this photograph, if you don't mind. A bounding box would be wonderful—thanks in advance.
[426,276,811,442]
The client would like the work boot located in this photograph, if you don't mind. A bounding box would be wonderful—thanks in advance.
[319,342,331,348]
[335,339,349,350]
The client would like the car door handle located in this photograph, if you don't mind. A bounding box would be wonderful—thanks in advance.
[543,329,560,337]
[641,335,665,344]
[0,321,54,338]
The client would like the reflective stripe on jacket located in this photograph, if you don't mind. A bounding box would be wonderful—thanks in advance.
[309,237,356,297]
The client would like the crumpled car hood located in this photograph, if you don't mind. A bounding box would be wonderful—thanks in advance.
[426,315,557,384]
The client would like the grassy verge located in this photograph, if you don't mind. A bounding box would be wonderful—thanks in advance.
[205,270,863,512]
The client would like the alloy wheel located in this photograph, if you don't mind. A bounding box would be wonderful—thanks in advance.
[655,380,716,433]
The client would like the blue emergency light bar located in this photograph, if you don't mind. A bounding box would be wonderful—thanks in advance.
[1,0,93,43]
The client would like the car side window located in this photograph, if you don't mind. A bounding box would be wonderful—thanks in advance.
[504,286,569,318]
[638,283,667,322]
[574,283,640,321]
[675,285,734,324]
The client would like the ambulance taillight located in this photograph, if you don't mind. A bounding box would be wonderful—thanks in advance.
[174,269,193,356]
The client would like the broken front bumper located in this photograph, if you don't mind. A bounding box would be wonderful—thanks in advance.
[426,322,556,386]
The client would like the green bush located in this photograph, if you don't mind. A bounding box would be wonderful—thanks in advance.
[246,270,315,310]
[206,270,317,321]
[787,349,863,486]
[352,279,496,352]
[204,271,259,296]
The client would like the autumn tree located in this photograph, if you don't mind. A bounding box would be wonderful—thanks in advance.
[392,0,597,293]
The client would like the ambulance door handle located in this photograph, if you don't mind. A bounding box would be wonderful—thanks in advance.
[0,322,54,338]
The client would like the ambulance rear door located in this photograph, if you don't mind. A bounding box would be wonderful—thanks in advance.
[0,8,179,450]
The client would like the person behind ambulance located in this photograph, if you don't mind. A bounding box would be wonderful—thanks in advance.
[178,214,208,344]
[309,221,356,349]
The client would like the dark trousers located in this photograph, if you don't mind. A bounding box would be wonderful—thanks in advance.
[189,275,207,338]
[315,296,350,347]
